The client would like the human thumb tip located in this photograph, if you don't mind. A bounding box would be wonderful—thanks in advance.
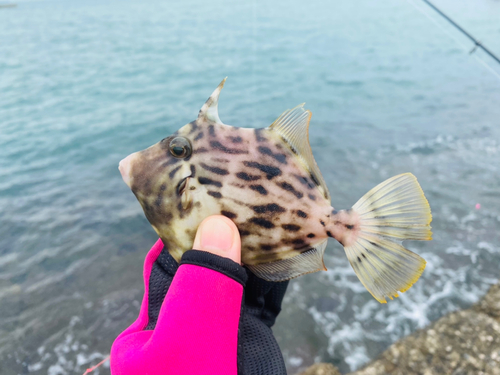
[193,215,241,264]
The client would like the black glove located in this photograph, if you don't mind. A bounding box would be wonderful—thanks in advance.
[145,244,289,375]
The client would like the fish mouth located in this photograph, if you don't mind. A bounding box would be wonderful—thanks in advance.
[119,154,135,188]
[177,175,190,196]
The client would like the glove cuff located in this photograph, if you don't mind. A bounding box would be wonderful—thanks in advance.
[181,250,248,286]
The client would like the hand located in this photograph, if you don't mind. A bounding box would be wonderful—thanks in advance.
[111,215,289,375]
[193,215,241,264]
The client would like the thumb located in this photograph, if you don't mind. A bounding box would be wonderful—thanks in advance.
[193,215,241,264]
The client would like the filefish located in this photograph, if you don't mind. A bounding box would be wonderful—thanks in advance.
[119,79,432,303]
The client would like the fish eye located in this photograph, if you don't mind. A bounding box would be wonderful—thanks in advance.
[169,137,192,158]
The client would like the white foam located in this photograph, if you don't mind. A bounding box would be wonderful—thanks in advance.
[288,356,304,367]
[344,346,370,371]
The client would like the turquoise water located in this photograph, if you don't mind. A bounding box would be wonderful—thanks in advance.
[1,0,500,373]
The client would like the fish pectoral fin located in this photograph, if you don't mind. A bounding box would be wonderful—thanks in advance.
[246,240,328,281]
[268,104,330,201]
[181,177,192,209]
[344,173,431,303]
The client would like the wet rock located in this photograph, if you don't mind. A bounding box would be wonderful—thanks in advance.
[297,282,500,375]
[473,282,500,322]
[298,362,341,375]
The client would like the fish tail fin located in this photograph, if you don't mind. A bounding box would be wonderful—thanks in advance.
[343,173,432,303]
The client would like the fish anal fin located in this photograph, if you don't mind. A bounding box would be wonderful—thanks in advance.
[268,104,330,201]
[247,240,328,281]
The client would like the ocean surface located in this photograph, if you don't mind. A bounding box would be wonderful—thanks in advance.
[1,0,500,373]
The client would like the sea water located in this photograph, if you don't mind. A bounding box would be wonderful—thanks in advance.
[1,0,499,373]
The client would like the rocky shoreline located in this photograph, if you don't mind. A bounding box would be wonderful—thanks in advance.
[298,282,500,375]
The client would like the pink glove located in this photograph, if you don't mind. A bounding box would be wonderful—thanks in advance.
[110,216,246,375]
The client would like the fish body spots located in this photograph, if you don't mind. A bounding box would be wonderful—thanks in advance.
[198,177,222,188]
[165,212,173,222]
[160,184,166,191]
[257,146,287,164]
[228,198,246,207]
[208,125,215,136]
[228,136,243,143]
[294,175,315,189]
[243,161,281,179]
[178,200,193,217]
[195,147,209,154]
[357,256,362,263]
[163,158,181,167]
[169,165,182,179]
[309,173,321,186]
[252,203,286,214]
[207,191,222,199]
[320,220,326,227]
[229,182,246,188]
[278,182,303,199]
[285,238,306,249]
[210,141,248,155]
[236,172,261,181]
[200,163,229,176]
[332,209,338,215]
[154,196,162,207]
[282,224,301,232]
[254,129,266,142]
[221,210,237,219]
[143,202,152,213]
[189,121,198,134]
[257,146,272,156]
[296,210,308,218]
[249,217,275,229]
[345,224,354,230]
[249,185,268,195]
[326,231,333,237]
[273,154,287,164]
[130,107,336,263]
[212,158,230,163]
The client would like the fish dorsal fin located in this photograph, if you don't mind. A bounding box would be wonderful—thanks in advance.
[268,104,330,201]
[198,77,227,124]
[246,240,328,281]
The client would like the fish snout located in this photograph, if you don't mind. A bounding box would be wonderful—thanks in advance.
[119,153,136,188]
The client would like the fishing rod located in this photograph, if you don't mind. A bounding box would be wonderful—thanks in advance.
[421,0,500,65]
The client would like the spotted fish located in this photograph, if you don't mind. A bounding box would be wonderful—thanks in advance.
[119,79,432,303]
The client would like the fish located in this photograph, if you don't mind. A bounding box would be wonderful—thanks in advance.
[118,78,432,303]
